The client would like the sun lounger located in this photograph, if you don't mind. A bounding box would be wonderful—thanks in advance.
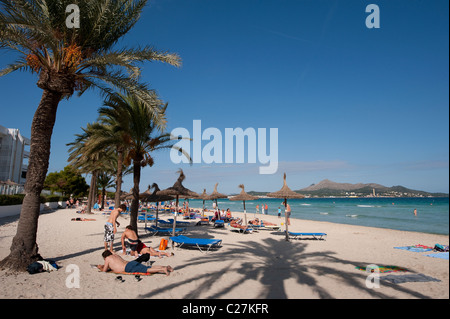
[288,231,327,240]
[157,219,174,227]
[145,226,186,236]
[167,218,191,226]
[229,224,253,234]
[169,235,222,252]
[214,220,225,228]
[138,215,156,222]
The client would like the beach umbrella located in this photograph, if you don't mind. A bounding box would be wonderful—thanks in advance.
[156,169,199,236]
[209,183,228,215]
[197,189,212,217]
[228,184,258,225]
[140,183,174,228]
[266,173,305,241]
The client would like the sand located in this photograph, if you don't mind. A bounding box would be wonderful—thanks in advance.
[0,207,448,299]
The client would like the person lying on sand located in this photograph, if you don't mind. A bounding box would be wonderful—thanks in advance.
[121,225,174,258]
[71,218,96,221]
[97,250,173,276]
[248,218,277,226]
[229,218,249,230]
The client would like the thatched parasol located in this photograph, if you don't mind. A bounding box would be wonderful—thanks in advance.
[141,183,174,228]
[266,173,305,241]
[228,184,258,225]
[157,169,199,236]
[208,183,228,213]
[196,189,212,217]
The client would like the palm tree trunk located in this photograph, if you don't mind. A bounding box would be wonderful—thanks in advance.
[87,171,98,213]
[114,147,124,207]
[130,159,141,233]
[0,89,62,271]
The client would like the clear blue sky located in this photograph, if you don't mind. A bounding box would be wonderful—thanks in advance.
[0,0,448,194]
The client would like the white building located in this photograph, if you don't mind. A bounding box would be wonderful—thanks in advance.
[0,124,30,193]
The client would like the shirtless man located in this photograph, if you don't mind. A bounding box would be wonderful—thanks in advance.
[121,225,173,258]
[97,250,173,275]
[104,204,126,252]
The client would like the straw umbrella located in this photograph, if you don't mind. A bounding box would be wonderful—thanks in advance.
[156,169,199,236]
[197,189,212,217]
[140,183,174,228]
[228,184,258,225]
[266,173,305,241]
[209,183,228,214]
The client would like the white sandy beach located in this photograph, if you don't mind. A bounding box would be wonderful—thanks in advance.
[0,207,448,299]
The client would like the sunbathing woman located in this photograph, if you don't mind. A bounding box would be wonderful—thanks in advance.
[229,218,249,230]
[121,225,173,258]
[248,218,277,226]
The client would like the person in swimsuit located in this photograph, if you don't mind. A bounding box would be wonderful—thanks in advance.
[121,225,173,258]
[97,250,173,275]
[104,204,127,252]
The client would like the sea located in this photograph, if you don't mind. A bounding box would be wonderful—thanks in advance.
[185,197,449,235]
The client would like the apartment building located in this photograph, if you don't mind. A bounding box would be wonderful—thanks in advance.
[0,124,30,191]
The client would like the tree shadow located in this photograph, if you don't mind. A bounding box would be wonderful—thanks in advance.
[138,236,432,299]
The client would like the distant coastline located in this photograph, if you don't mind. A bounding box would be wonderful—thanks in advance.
[242,179,449,198]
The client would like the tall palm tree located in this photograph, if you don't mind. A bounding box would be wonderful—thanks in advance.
[101,92,190,232]
[0,0,181,270]
[67,122,115,214]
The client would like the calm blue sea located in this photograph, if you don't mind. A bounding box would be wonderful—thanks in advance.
[185,197,449,235]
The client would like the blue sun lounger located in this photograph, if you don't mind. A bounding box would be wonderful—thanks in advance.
[288,232,327,240]
[145,226,186,236]
[169,235,222,252]
[167,218,191,226]
[138,215,156,222]
[214,220,225,228]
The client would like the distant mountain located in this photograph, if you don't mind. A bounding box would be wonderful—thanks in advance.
[294,179,448,197]
[246,179,448,197]
[300,179,387,192]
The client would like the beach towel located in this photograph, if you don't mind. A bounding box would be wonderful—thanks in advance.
[424,252,449,260]
[380,274,441,284]
[394,245,433,253]
[355,265,409,273]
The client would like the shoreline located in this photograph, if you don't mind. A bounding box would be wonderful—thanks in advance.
[0,207,448,299]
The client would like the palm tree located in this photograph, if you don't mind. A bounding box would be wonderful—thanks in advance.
[0,0,181,270]
[67,122,115,214]
[100,92,190,232]
[97,172,115,210]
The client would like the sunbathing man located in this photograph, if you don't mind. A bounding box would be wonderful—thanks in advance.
[97,250,173,275]
[121,225,173,258]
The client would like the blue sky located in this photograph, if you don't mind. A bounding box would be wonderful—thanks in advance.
[0,0,448,194]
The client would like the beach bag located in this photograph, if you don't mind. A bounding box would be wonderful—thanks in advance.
[27,261,44,274]
[159,238,168,251]
[434,244,449,252]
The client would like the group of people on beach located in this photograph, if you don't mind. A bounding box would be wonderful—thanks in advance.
[98,204,174,276]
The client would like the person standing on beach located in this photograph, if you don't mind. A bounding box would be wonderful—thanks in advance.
[256,204,259,214]
[278,207,281,218]
[265,204,268,215]
[283,202,291,225]
[104,204,127,252]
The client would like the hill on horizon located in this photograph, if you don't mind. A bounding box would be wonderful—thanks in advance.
[245,179,448,197]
